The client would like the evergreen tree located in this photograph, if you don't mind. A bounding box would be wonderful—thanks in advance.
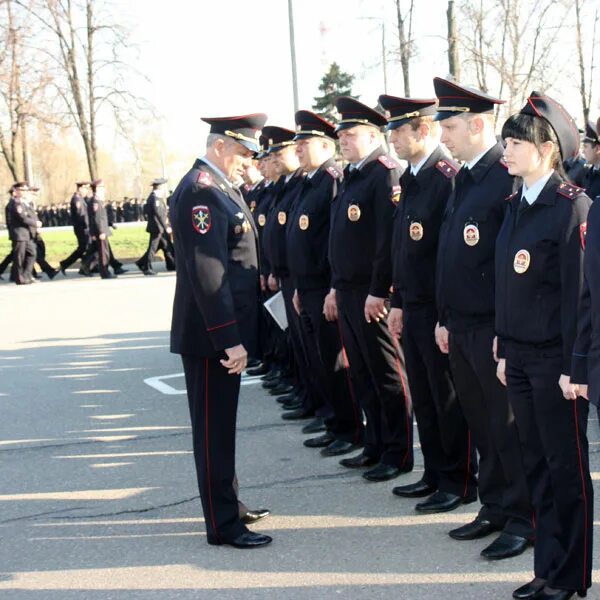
[312,63,358,121]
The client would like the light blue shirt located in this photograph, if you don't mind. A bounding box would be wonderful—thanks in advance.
[521,170,554,206]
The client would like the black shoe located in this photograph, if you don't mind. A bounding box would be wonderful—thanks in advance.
[262,378,282,389]
[449,518,500,541]
[143,270,156,276]
[269,383,294,396]
[240,508,270,525]
[209,531,273,549]
[101,273,116,279]
[339,453,378,469]
[321,439,360,457]
[415,491,475,514]
[362,463,406,482]
[47,269,58,280]
[282,408,313,420]
[247,364,270,376]
[304,432,335,448]
[114,267,127,275]
[246,358,261,369]
[481,532,531,560]
[392,479,437,498]
[59,263,67,276]
[282,400,303,411]
[135,261,145,273]
[302,417,326,434]
[534,588,586,599]
[512,578,546,599]
[277,393,296,405]
[261,369,281,382]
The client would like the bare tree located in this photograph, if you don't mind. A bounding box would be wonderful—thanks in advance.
[574,0,600,124]
[446,0,461,80]
[395,0,415,96]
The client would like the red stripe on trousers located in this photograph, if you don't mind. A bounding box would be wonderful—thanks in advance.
[392,339,411,469]
[573,399,589,590]
[204,358,219,542]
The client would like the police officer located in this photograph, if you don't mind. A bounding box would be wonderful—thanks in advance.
[581,120,600,200]
[59,181,91,275]
[496,93,593,600]
[169,113,272,549]
[27,186,58,280]
[379,94,477,511]
[286,110,363,454]
[325,96,413,482]
[6,182,37,285]
[433,77,533,559]
[136,178,176,275]
[84,179,116,279]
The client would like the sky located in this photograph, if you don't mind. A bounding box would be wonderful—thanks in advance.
[115,0,596,173]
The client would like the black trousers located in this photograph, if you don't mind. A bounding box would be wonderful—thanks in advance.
[11,240,36,284]
[506,342,593,591]
[83,238,111,278]
[336,288,413,468]
[281,277,315,411]
[138,231,175,271]
[0,250,13,275]
[34,237,55,276]
[181,354,248,544]
[448,323,533,538]
[61,230,89,269]
[403,304,476,497]
[298,287,363,443]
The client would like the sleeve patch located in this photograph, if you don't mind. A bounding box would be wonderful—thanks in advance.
[435,159,459,178]
[557,181,584,200]
[197,171,213,187]
[580,222,587,250]
[192,204,211,234]
[378,155,400,170]
[391,184,401,204]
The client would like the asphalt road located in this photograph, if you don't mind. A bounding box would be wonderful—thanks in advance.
[0,267,598,599]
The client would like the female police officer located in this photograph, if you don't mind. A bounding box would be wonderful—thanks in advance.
[495,92,593,599]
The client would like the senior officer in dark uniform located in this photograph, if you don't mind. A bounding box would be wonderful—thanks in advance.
[433,77,533,560]
[287,110,363,454]
[59,181,91,275]
[136,178,176,275]
[169,113,272,549]
[325,96,413,482]
[380,94,477,511]
[496,93,593,600]
[581,120,600,200]
[84,179,116,279]
[6,182,37,285]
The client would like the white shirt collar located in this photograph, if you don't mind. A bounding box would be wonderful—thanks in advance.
[200,156,230,184]
[410,150,434,176]
[350,155,369,171]
[521,170,554,205]
[307,168,319,179]
[465,144,496,170]
[285,172,294,183]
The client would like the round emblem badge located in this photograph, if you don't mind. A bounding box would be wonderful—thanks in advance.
[513,249,531,274]
[409,221,423,241]
[278,211,287,225]
[258,214,266,227]
[347,204,361,222]
[463,223,480,246]
[299,214,309,230]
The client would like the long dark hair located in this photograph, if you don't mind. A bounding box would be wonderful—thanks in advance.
[501,113,566,178]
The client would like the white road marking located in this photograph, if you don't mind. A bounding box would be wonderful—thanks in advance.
[144,372,262,395]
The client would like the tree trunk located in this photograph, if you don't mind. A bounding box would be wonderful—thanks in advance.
[395,0,411,96]
[86,0,98,179]
[447,0,460,80]
[575,0,590,124]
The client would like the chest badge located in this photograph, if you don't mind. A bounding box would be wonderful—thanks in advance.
[463,223,480,246]
[347,204,361,222]
[242,219,252,233]
[513,249,531,274]
[409,221,423,241]
[278,211,287,225]
[299,214,309,230]
[258,214,266,227]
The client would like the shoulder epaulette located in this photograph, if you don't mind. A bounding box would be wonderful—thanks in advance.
[505,191,518,202]
[435,159,459,179]
[378,155,400,170]
[557,181,584,200]
[196,170,213,187]
[325,165,343,179]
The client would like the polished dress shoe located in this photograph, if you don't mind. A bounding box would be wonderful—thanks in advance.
[114,267,127,275]
[48,269,58,280]
[240,508,270,524]
[304,432,335,448]
[534,588,586,599]
[481,532,531,560]
[261,368,281,382]
[302,417,326,434]
[277,393,296,404]
[262,377,282,389]
[415,491,475,514]
[392,479,437,498]
[362,463,404,482]
[246,358,261,369]
[339,453,378,468]
[281,407,313,420]
[282,399,303,411]
[512,578,546,599]
[143,270,157,276]
[209,531,273,549]
[449,518,500,541]
[269,383,294,396]
[321,439,360,457]
[247,363,270,376]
